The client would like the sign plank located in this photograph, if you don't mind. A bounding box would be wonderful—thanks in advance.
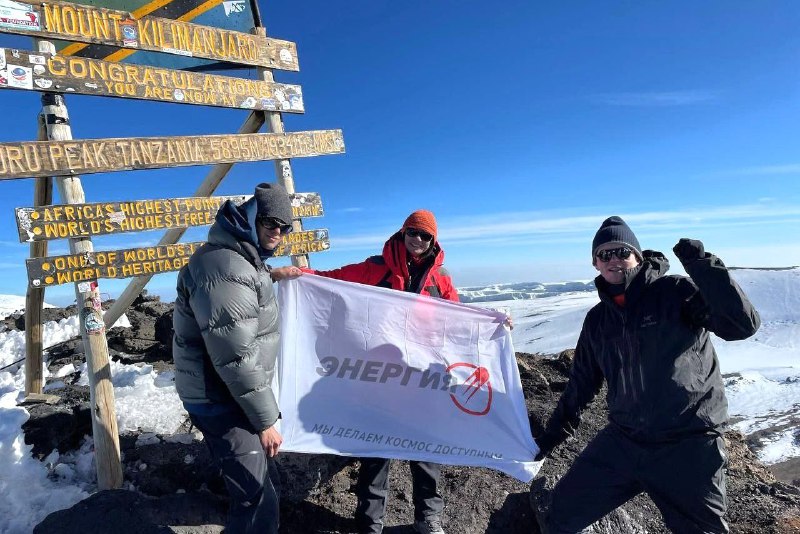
[272,228,331,258]
[0,129,344,180]
[54,0,259,71]
[0,48,304,111]
[0,0,299,70]
[16,192,324,241]
[26,229,331,287]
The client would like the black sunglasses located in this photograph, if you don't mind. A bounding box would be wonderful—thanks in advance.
[258,216,293,234]
[405,228,433,242]
[595,246,634,262]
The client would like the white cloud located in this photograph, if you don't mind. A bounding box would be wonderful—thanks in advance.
[330,202,800,252]
[721,164,800,176]
[590,90,716,106]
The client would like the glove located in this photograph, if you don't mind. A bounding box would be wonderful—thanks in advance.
[673,238,705,265]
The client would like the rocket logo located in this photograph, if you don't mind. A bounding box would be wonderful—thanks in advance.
[446,362,493,416]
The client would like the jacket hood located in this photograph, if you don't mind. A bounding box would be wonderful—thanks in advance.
[641,249,669,276]
[381,231,445,290]
[208,199,267,264]
[596,249,670,305]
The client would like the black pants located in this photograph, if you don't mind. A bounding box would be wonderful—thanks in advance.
[190,411,281,534]
[355,458,443,534]
[547,426,728,534]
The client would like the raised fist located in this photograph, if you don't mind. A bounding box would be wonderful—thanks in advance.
[673,238,705,264]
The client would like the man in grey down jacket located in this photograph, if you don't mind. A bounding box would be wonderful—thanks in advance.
[533,216,760,534]
[173,182,301,534]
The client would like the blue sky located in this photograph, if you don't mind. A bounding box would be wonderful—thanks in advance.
[0,1,799,305]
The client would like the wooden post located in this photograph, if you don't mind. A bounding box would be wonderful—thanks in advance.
[255,26,309,269]
[103,23,313,327]
[23,114,52,395]
[38,40,123,490]
[102,110,265,328]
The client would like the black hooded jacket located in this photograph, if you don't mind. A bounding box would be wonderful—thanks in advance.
[540,250,760,450]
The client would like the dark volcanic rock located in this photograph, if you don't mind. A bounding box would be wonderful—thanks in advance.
[0,310,21,332]
[44,337,84,370]
[123,440,221,497]
[12,307,73,331]
[28,315,800,534]
[21,384,91,458]
[154,309,174,346]
[106,293,174,364]
[33,489,226,534]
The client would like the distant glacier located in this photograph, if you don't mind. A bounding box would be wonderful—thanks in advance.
[458,280,596,303]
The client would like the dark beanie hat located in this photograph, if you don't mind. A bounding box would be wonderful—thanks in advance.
[592,216,642,259]
[254,182,292,224]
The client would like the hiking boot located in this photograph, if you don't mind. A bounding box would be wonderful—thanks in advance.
[413,518,445,534]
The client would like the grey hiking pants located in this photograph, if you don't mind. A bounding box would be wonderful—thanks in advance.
[547,425,728,534]
[189,410,281,534]
[355,458,443,534]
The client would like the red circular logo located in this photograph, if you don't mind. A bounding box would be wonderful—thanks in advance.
[446,362,493,416]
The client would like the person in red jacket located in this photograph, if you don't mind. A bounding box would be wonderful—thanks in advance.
[305,209,457,534]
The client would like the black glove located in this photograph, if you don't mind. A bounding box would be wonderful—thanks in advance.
[673,238,705,265]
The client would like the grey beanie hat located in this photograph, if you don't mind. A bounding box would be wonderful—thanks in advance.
[254,182,293,225]
[592,216,642,259]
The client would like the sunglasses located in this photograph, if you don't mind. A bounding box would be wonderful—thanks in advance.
[258,216,293,234]
[405,228,433,242]
[595,246,634,262]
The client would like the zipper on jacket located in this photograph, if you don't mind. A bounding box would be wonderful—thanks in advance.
[621,310,640,408]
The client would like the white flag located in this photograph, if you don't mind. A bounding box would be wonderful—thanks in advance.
[277,274,541,482]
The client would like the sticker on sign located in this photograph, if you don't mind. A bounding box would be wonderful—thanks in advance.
[223,0,246,16]
[0,0,40,30]
[6,64,31,89]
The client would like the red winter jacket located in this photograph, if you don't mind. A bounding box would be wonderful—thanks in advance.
[305,232,459,302]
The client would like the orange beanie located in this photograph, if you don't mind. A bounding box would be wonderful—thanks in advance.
[402,209,437,240]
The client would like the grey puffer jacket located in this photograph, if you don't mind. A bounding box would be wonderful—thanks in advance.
[173,199,280,432]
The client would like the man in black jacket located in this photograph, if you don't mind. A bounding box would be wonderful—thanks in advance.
[534,216,760,534]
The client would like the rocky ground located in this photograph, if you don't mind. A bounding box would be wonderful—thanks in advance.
[8,294,800,533]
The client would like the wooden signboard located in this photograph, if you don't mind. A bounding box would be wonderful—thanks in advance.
[0,48,304,111]
[16,192,324,241]
[0,129,344,180]
[289,192,323,219]
[273,228,330,257]
[27,229,331,287]
[0,0,299,70]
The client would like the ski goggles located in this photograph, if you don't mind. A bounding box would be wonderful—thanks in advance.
[595,246,634,262]
[405,228,433,242]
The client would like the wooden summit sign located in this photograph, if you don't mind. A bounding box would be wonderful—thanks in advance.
[0,48,304,110]
[0,129,344,180]
[27,229,331,287]
[16,192,324,241]
[0,0,299,70]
